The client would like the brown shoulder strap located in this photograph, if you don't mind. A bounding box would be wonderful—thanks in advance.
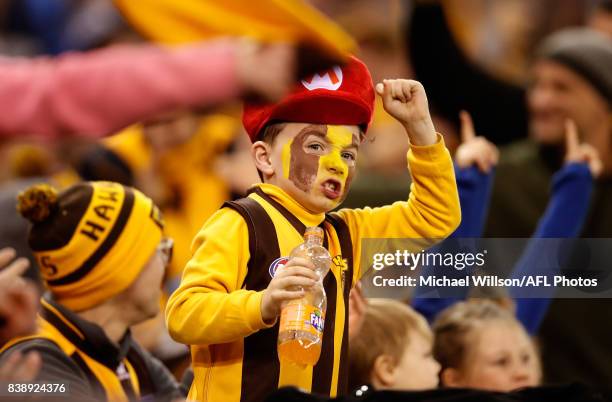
[324,213,354,395]
[252,187,306,235]
[252,187,332,249]
[222,197,281,291]
[221,197,282,402]
[325,213,354,291]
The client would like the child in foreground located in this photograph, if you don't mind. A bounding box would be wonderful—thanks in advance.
[433,300,541,392]
[347,298,540,395]
[349,299,440,392]
[166,56,461,402]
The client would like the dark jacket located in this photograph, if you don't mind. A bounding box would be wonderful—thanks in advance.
[0,295,182,402]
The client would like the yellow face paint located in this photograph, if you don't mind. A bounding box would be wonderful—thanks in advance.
[316,125,354,188]
[282,124,358,203]
[281,137,293,179]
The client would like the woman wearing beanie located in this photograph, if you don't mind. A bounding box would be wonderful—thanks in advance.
[0,182,182,402]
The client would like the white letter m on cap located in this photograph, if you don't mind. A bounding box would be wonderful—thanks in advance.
[301,66,343,91]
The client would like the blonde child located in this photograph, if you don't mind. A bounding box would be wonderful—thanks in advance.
[349,298,440,392]
[433,300,541,392]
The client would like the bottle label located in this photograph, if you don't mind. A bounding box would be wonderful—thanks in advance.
[280,301,325,335]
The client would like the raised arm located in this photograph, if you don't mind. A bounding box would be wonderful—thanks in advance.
[336,79,461,281]
[0,40,294,138]
[412,111,498,322]
[512,120,600,334]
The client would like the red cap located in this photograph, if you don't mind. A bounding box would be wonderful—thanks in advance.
[242,56,375,142]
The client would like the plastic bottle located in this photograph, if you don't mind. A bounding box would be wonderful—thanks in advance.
[277,226,331,366]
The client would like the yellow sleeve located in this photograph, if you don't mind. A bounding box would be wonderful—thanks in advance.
[165,207,272,345]
[335,134,461,280]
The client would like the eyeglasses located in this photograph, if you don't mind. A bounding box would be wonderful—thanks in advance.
[157,237,174,268]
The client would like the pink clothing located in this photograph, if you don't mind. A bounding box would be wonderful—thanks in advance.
[0,41,240,138]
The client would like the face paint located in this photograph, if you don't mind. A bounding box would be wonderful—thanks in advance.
[316,126,357,202]
[280,124,359,211]
[341,160,356,202]
[287,125,325,192]
[281,138,293,180]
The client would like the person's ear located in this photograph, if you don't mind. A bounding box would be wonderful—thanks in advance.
[251,141,274,178]
[371,354,397,389]
[440,367,464,388]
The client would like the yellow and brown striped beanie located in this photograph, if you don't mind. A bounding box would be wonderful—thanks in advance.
[17,181,164,311]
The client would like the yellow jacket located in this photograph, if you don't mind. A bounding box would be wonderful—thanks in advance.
[166,135,460,402]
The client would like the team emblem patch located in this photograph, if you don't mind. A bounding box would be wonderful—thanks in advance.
[301,66,343,91]
[269,257,289,278]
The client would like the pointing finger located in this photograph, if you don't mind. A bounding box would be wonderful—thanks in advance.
[565,118,579,154]
[459,110,476,143]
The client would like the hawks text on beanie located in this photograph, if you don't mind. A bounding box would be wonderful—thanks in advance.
[17,181,164,311]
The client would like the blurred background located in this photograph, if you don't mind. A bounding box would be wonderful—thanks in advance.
[1,0,611,393]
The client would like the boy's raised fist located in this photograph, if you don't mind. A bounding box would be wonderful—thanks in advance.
[376,79,437,146]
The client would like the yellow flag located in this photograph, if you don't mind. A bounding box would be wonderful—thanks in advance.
[113,0,356,61]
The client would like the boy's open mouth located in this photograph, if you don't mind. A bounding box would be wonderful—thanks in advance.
[321,179,342,200]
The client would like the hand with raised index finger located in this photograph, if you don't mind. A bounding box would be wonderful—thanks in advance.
[564,119,603,178]
[454,110,499,173]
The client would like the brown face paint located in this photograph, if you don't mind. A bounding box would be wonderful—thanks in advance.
[341,162,356,202]
[288,125,326,192]
[316,126,359,203]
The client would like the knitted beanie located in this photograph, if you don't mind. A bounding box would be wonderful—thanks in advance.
[537,27,612,105]
[17,181,164,311]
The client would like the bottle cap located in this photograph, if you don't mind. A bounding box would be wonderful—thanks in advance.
[304,226,324,240]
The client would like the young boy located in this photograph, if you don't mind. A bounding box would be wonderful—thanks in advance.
[165,56,461,402]
[349,298,440,392]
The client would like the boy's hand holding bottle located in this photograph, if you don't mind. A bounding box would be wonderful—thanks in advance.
[261,227,332,366]
[261,257,318,324]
